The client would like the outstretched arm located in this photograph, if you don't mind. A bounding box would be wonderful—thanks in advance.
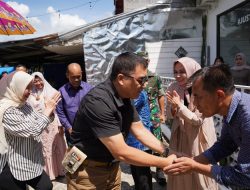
[164,155,212,177]
[100,132,176,168]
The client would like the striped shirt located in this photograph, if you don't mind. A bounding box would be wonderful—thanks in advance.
[0,103,51,181]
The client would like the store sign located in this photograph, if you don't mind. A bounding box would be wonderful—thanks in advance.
[238,13,250,25]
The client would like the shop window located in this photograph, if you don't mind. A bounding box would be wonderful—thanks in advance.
[217,1,250,66]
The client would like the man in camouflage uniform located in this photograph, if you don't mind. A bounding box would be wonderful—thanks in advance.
[136,51,167,184]
[146,70,166,136]
[145,70,167,185]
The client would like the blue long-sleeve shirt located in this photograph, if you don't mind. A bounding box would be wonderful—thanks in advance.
[126,90,153,150]
[56,82,92,129]
[203,90,250,188]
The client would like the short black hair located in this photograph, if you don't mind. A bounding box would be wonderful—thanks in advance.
[213,56,224,65]
[110,52,148,80]
[188,64,235,95]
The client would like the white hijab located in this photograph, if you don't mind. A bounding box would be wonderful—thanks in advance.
[31,72,57,99]
[27,72,57,118]
[28,72,57,113]
[0,71,34,154]
[231,52,250,71]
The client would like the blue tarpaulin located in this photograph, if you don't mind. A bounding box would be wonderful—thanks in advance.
[0,67,15,75]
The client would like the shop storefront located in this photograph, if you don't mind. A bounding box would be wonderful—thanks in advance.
[217,1,250,66]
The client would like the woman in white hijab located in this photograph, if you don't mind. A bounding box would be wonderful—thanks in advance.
[0,71,60,190]
[166,57,218,190]
[28,72,66,180]
[231,52,250,86]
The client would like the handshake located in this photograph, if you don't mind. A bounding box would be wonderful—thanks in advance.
[162,151,197,176]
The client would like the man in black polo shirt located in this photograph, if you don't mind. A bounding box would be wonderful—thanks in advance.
[67,52,176,190]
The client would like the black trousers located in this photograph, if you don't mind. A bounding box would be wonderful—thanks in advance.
[0,164,53,190]
[130,150,152,190]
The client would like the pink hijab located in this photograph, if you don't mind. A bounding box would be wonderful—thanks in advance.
[174,57,201,82]
[170,57,201,110]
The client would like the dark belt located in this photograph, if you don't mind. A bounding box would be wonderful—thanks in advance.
[82,159,119,167]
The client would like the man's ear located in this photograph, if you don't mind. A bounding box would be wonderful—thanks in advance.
[216,89,226,101]
[117,74,125,86]
[66,72,69,79]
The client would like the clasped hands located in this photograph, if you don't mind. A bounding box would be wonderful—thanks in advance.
[164,152,196,176]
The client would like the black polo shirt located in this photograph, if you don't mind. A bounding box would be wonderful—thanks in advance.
[71,78,140,162]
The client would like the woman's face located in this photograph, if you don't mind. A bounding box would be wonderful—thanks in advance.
[174,62,187,87]
[33,76,44,90]
[22,81,33,101]
[235,55,243,66]
[214,58,223,66]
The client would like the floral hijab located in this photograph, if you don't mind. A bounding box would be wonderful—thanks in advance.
[28,72,57,113]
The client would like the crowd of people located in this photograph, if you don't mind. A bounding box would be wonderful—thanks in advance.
[0,51,250,190]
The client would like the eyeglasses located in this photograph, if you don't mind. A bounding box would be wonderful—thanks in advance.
[122,73,148,86]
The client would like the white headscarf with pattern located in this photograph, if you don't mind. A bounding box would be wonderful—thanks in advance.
[28,72,58,113]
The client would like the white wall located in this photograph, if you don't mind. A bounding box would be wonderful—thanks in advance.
[123,0,159,12]
[146,38,202,77]
[206,0,245,65]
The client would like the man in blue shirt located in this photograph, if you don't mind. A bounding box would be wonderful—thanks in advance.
[164,64,250,188]
[56,63,92,144]
[126,90,154,190]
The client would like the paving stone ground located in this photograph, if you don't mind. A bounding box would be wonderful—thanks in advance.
[40,162,166,190]
[30,162,229,190]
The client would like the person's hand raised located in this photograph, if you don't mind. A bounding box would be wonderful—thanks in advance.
[43,92,61,117]
[166,90,181,115]
[166,90,181,108]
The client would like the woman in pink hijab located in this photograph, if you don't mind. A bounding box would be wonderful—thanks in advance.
[166,57,218,190]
